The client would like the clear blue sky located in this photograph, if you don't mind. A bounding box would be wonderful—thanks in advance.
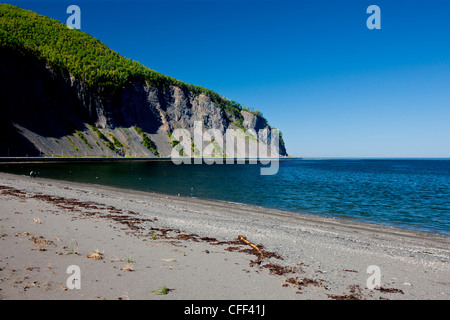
[8,0,450,157]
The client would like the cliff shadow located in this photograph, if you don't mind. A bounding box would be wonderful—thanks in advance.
[0,49,91,138]
[0,121,40,156]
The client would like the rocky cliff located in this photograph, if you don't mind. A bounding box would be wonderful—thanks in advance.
[0,4,287,158]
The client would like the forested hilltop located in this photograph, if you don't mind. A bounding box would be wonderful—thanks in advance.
[0,4,287,157]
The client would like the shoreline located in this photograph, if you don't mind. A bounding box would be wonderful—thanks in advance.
[1,168,449,238]
[0,157,300,164]
[2,157,449,164]
[0,172,449,299]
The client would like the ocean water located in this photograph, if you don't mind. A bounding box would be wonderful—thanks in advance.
[1,159,449,236]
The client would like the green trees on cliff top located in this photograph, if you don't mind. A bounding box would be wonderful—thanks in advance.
[0,4,280,136]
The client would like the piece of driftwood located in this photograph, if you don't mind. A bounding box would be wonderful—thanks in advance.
[238,235,263,260]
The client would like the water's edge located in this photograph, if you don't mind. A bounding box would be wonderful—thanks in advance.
[0,159,449,236]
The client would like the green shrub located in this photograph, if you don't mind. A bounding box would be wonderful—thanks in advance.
[133,125,159,157]
[89,125,120,154]
[66,137,79,152]
[108,133,124,148]
[75,130,92,149]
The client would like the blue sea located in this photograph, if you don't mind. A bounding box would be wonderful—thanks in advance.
[1,159,449,236]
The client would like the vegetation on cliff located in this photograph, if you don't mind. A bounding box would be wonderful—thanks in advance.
[133,125,160,157]
[0,4,286,154]
[0,4,261,122]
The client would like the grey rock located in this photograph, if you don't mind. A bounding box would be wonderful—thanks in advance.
[0,49,287,157]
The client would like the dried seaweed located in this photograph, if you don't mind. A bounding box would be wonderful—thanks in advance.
[375,287,404,294]
[262,263,301,276]
[327,294,361,300]
[285,277,328,290]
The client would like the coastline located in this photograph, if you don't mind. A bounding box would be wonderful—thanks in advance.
[1,158,449,236]
[0,157,300,163]
[0,172,448,300]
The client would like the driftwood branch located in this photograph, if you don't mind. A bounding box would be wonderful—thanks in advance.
[238,235,263,260]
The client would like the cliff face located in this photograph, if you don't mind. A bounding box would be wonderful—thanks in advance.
[0,4,287,158]
[0,47,287,158]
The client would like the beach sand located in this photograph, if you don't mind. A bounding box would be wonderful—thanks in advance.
[0,172,448,300]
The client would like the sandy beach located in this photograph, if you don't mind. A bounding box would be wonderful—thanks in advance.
[0,172,448,300]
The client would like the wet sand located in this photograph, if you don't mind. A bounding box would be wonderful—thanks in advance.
[0,172,448,300]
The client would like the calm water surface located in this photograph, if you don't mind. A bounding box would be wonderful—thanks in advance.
[1,159,449,236]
